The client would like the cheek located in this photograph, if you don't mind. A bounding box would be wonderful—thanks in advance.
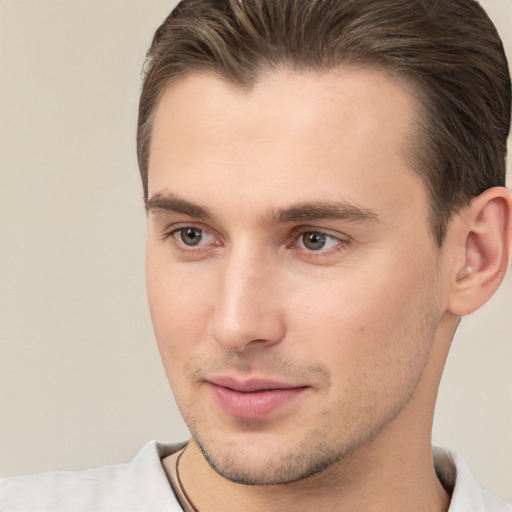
[146,268,216,404]
[287,261,440,381]
[145,249,215,363]
[288,278,438,435]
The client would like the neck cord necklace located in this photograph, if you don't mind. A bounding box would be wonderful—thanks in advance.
[175,449,200,512]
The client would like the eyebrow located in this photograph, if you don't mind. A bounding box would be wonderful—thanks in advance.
[268,201,380,225]
[146,192,213,219]
[146,192,380,225]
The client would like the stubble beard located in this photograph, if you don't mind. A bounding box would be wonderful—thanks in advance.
[191,422,368,486]
[183,366,428,487]
[175,287,443,487]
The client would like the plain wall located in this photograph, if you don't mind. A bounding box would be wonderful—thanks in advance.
[0,0,511,500]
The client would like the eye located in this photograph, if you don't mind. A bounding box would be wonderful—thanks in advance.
[297,231,341,251]
[173,227,215,247]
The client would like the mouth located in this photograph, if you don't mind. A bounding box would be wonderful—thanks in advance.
[207,376,309,420]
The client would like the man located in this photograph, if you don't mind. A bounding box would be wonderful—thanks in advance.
[1,0,511,510]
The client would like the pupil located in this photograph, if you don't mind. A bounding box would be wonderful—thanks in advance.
[183,228,202,246]
[303,232,326,250]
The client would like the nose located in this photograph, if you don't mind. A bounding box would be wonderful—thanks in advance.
[207,248,286,352]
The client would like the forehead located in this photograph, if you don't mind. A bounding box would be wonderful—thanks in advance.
[149,67,418,157]
[147,67,427,226]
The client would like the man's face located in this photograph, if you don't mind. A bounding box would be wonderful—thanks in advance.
[145,68,448,485]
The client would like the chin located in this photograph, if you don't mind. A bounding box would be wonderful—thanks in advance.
[191,427,356,486]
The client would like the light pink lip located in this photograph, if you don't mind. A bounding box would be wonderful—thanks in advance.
[207,376,309,419]
[208,375,304,392]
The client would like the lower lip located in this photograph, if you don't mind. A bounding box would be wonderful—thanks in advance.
[209,384,307,420]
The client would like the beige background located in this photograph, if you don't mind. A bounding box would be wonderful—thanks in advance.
[0,0,511,501]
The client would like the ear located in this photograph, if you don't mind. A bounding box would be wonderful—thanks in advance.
[447,186,512,317]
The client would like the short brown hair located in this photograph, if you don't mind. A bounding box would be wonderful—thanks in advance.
[137,0,511,244]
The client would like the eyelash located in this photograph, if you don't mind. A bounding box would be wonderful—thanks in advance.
[291,227,348,257]
[161,224,219,254]
[162,224,349,257]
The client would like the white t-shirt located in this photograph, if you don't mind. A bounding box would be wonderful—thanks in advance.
[0,441,510,511]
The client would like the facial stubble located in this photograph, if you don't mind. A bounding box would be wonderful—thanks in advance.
[176,307,441,489]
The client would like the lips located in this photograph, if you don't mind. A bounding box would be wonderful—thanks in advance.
[207,376,308,420]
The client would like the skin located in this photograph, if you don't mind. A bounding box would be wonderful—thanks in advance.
[145,68,512,511]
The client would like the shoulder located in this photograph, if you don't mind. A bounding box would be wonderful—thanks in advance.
[433,446,512,512]
[0,440,186,512]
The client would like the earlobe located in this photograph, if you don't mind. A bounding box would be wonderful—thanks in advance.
[447,187,512,317]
